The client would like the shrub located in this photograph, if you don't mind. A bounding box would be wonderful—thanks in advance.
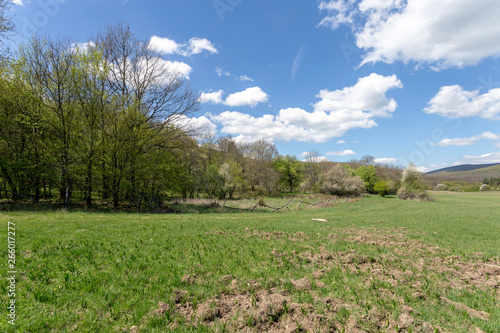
[434,183,449,191]
[374,181,390,197]
[398,164,433,201]
[320,164,364,196]
[397,188,434,201]
[480,184,491,192]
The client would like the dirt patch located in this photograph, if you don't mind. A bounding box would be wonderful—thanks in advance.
[170,289,338,332]
[181,274,199,285]
[440,297,489,321]
[291,278,311,290]
[246,229,310,242]
[153,301,170,315]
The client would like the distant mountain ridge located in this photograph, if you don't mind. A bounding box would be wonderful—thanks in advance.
[426,163,500,175]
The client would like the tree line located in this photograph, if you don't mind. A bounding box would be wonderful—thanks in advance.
[0,19,406,209]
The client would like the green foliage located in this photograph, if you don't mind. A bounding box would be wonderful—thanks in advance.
[355,164,378,193]
[374,181,390,197]
[272,155,303,193]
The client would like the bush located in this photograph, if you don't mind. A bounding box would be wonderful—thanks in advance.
[398,164,433,201]
[434,183,449,191]
[480,184,491,192]
[397,188,434,201]
[320,164,364,196]
[374,181,390,197]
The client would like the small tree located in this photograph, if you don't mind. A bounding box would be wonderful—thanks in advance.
[320,164,364,196]
[355,164,378,193]
[273,155,303,193]
[397,164,433,201]
[374,181,390,197]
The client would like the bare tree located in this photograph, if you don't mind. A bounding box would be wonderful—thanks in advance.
[302,150,323,192]
[241,139,278,193]
[0,0,14,59]
[94,23,199,207]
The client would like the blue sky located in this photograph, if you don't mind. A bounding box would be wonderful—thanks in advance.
[8,0,500,172]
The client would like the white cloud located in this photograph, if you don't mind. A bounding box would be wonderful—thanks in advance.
[317,0,356,30]
[336,140,346,144]
[210,111,311,143]
[174,115,218,138]
[433,137,479,147]
[149,36,180,54]
[224,87,269,107]
[163,60,192,79]
[70,41,96,53]
[12,0,24,5]
[300,152,330,162]
[238,75,254,82]
[462,152,500,164]
[424,86,500,120]
[199,90,224,104]
[207,74,402,143]
[107,57,192,88]
[215,66,231,77]
[149,36,217,57]
[416,166,431,173]
[495,142,500,149]
[318,0,500,69]
[478,131,500,140]
[187,38,218,56]
[432,132,500,147]
[374,157,398,164]
[326,150,357,156]
[313,73,402,117]
[200,87,269,108]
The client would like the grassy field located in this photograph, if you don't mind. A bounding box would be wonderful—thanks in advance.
[0,192,499,332]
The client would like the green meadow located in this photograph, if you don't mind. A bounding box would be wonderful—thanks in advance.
[1,192,499,332]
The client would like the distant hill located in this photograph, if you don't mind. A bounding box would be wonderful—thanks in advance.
[426,163,500,174]
[424,163,500,184]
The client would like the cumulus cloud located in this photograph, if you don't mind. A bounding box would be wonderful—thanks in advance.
[149,36,217,57]
[326,150,357,156]
[174,115,218,138]
[208,73,402,143]
[225,87,269,107]
[210,111,311,143]
[318,0,500,69]
[313,73,402,117]
[374,157,398,164]
[336,140,346,144]
[12,0,23,5]
[199,90,224,104]
[163,60,192,79]
[149,36,179,54]
[424,86,500,120]
[187,38,218,55]
[199,87,269,108]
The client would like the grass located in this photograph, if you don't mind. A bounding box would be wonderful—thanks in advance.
[0,192,499,332]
